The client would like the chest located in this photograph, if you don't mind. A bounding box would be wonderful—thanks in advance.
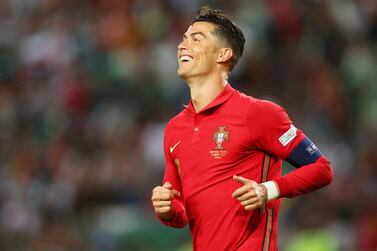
[169,111,255,173]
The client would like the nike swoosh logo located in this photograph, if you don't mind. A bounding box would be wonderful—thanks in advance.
[170,141,181,153]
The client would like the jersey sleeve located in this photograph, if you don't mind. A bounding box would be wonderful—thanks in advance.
[247,100,305,158]
[157,125,188,228]
[275,156,333,197]
[247,100,333,198]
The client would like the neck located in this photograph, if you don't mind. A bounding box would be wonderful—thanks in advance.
[186,72,228,112]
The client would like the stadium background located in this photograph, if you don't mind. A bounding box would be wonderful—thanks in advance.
[0,0,376,250]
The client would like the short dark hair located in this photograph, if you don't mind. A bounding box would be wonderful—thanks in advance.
[192,6,245,71]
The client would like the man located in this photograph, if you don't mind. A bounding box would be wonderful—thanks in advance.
[151,6,333,251]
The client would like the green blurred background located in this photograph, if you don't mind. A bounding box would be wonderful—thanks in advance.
[0,0,376,250]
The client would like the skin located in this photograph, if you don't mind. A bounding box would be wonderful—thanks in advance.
[177,21,232,112]
[232,175,267,211]
[151,182,180,220]
[151,21,268,220]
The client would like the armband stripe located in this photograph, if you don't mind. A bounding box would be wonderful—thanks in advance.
[287,137,322,168]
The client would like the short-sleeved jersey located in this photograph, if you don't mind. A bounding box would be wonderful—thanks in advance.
[159,84,328,251]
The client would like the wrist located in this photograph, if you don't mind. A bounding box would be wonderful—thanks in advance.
[261,181,279,201]
[156,210,175,221]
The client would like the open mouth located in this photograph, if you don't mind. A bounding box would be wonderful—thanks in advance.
[179,55,193,63]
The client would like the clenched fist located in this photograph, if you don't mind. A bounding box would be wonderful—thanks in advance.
[151,182,180,220]
[232,175,267,211]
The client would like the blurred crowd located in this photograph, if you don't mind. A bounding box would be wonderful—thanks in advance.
[0,0,376,250]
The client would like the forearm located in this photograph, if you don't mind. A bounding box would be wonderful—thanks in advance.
[262,156,333,200]
[274,156,333,198]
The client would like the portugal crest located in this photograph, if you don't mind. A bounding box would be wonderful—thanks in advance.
[213,126,230,150]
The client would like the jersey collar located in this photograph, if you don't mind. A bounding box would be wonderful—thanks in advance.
[184,83,234,114]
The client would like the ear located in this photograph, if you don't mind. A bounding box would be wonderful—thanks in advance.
[216,48,233,64]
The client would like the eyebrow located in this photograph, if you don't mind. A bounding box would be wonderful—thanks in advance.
[183,31,206,40]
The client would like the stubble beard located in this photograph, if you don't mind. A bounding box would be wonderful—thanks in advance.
[177,66,191,81]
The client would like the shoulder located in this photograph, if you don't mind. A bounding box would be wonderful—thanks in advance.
[166,109,188,127]
[251,99,286,114]
[230,88,282,110]
[227,88,286,119]
[164,109,189,137]
[229,88,258,109]
[246,97,291,129]
[226,85,287,116]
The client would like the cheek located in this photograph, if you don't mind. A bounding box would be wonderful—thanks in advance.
[195,49,214,65]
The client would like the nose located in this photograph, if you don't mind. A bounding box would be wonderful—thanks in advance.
[178,39,188,51]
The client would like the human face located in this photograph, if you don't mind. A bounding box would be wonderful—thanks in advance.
[177,22,222,80]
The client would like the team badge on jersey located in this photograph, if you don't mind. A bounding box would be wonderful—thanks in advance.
[210,126,230,159]
[213,126,229,149]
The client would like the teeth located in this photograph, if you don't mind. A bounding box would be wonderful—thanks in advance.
[180,56,191,62]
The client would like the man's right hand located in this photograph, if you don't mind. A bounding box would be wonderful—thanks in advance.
[151,182,180,220]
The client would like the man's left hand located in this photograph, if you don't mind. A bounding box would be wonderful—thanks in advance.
[232,175,267,211]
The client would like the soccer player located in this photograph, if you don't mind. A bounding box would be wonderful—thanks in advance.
[151,6,333,251]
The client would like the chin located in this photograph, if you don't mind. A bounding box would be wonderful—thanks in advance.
[177,69,189,80]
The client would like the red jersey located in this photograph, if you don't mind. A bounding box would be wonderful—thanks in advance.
[158,84,332,251]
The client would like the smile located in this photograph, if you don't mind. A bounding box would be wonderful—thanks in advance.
[179,55,193,62]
